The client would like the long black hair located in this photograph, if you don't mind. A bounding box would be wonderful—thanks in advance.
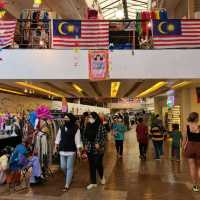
[85,112,101,142]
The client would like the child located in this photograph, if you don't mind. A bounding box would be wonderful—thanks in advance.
[112,115,127,158]
[170,124,182,162]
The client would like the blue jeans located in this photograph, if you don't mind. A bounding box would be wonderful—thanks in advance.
[60,154,76,187]
[171,145,180,160]
[153,141,163,159]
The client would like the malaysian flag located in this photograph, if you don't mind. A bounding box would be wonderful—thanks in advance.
[52,20,109,49]
[0,20,16,49]
[152,19,200,49]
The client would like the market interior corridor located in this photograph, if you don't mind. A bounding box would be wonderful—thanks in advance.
[0,127,200,200]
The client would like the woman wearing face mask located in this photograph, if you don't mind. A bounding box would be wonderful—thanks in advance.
[83,112,107,190]
[112,115,127,158]
[55,113,82,192]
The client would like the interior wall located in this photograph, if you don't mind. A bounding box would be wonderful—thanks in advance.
[0,94,53,113]
[154,96,167,117]
[0,93,110,114]
[2,49,200,79]
[190,87,200,113]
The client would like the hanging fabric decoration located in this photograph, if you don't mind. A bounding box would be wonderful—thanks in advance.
[87,8,98,19]
[36,105,52,120]
[159,9,168,20]
[0,1,6,19]
[88,50,109,81]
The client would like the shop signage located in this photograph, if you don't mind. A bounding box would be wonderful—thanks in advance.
[88,50,109,81]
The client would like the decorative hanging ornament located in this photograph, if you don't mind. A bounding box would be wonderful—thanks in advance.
[0,1,6,19]
[33,0,43,8]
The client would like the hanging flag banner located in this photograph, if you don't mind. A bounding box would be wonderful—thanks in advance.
[88,50,109,81]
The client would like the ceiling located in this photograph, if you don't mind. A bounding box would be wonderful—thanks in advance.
[0,80,197,101]
[96,0,150,19]
[5,0,150,20]
[5,0,88,19]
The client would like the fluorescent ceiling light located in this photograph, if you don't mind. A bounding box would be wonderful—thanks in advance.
[111,82,120,97]
[137,82,167,98]
[171,81,191,90]
[16,82,63,98]
[0,88,23,95]
[72,84,83,93]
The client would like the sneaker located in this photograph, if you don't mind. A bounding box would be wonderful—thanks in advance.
[86,184,97,190]
[192,185,199,192]
[100,177,106,185]
[155,158,161,161]
[176,159,180,162]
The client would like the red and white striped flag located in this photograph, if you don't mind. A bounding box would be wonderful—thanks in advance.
[52,20,109,49]
[152,19,200,49]
[0,20,16,49]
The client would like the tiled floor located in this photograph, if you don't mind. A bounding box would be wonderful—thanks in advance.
[0,127,200,200]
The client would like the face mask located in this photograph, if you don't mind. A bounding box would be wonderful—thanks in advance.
[118,119,122,122]
[89,118,95,124]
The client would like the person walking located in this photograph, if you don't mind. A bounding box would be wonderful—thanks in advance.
[151,122,164,160]
[184,112,200,192]
[83,112,106,190]
[112,115,127,158]
[136,118,149,160]
[169,124,182,162]
[55,113,82,192]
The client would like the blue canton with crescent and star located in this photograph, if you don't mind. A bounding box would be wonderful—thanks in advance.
[153,19,182,36]
[53,20,81,38]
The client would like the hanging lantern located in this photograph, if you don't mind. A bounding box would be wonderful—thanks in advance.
[33,0,43,8]
[34,0,42,4]
[0,1,6,19]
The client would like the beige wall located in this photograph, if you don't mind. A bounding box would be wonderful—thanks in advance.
[154,96,167,116]
[0,93,110,115]
[0,94,53,113]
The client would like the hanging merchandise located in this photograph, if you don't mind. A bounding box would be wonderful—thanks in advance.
[36,105,53,120]
[159,9,168,20]
[87,7,98,19]
[88,50,109,81]
[0,1,6,18]
[155,10,160,20]
[135,9,168,49]
[19,9,50,48]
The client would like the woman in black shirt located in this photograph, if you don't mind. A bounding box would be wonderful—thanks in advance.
[184,112,200,192]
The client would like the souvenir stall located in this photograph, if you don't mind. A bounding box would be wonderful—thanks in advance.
[0,113,24,149]
[135,9,168,49]
[18,8,50,48]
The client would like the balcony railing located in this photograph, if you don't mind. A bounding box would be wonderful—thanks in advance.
[3,19,200,50]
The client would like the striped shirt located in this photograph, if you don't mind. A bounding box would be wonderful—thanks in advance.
[151,126,164,141]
